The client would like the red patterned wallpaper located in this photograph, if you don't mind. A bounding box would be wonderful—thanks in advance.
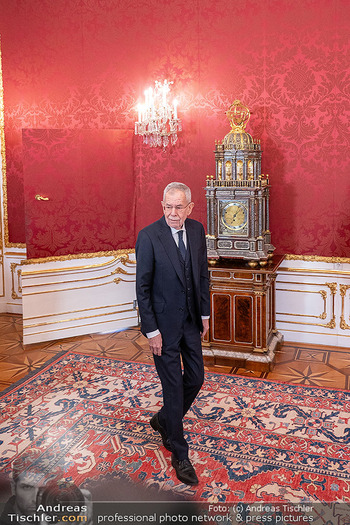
[1,0,349,257]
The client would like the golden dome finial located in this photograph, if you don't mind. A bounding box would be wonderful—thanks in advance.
[226,100,250,132]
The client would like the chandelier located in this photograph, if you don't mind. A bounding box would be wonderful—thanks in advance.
[135,80,182,148]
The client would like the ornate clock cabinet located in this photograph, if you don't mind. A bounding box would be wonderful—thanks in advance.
[202,255,284,371]
[203,101,283,370]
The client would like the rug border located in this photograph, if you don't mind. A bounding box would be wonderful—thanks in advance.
[1,350,349,397]
[0,349,69,396]
[66,353,349,394]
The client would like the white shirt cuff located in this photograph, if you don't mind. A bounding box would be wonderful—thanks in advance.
[147,319,209,338]
[146,329,161,338]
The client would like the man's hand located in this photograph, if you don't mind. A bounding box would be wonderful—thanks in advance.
[149,333,163,356]
[201,318,209,340]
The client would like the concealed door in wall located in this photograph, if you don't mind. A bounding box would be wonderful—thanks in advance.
[22,129,135,259]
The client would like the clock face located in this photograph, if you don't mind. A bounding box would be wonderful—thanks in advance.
[219,200,249,236]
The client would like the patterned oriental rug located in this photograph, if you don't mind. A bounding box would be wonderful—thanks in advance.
[0,351,350,504]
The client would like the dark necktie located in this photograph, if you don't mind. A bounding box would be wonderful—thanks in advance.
[177,230,186,260]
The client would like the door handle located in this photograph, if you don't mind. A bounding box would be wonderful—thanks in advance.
[35,195,49,201]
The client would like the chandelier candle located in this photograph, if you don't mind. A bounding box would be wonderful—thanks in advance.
[135,80,182,148]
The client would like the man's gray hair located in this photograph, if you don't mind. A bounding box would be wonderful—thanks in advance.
[163,182,191,203]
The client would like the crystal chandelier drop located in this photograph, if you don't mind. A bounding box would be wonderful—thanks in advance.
[135,80,182,148]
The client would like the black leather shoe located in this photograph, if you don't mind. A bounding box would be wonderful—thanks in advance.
[150,413,172,451]
[171,454,199,486]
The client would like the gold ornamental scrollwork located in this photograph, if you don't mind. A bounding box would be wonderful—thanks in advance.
[112,268,129,276]
[0,255,3,298]
[326,282,337,295]
[119,254,136,266]
[340,284,350,330]
[324,282,337,329]
[226,100,251,132]
[319,290,327,320]
[10,262,22,300]
[112,265,136,285]
[111,267,136,276]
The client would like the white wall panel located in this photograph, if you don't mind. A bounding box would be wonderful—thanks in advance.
[276,257,350,348]
[21,253,138,344]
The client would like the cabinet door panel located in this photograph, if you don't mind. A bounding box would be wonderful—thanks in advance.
[234,295,253,344]
[212,294,231,341]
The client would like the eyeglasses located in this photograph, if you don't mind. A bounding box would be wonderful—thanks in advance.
[163,203,191,211]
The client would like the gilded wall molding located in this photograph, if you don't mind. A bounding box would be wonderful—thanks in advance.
[25,314,138,339]
[276,282,337,329]
[280,327,350,340]
[22,248,135,265]
[277,288,327,320]
[340,284,350,330]
[285,254,350,264]
[15,251,350,269]
[22,274,135,296]
[22,269,135,288]
[22,255,136,277]
[25,306,136,329]
[0,42,4,302]
[281,267,350,276]
[22,261,136,290]
[0,38,3,249]
[0,254,4,298]
[0,39,25,249]
[24,301,134,321]
[10,262,22,300]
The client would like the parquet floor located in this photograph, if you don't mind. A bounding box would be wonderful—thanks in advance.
[0,313,349,392]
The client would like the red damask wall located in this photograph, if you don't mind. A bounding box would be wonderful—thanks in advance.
[1,0,349,257]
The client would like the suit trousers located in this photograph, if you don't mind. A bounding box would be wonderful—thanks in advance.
[153,315,204,460]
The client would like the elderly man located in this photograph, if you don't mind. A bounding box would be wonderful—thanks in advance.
[136,182,210,485]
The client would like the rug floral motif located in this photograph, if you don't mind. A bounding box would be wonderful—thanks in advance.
[1,352,350,503]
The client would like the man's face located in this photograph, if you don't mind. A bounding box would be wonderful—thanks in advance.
[13,473,43,516]
[162,189,194,230]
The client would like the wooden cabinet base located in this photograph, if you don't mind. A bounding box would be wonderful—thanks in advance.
[203,330,283,372]
[204,255,284,371]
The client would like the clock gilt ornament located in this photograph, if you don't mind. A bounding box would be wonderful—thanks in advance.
[206,101,274,267]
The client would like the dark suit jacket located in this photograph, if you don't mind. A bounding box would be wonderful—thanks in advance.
[135,216,210,346]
